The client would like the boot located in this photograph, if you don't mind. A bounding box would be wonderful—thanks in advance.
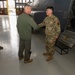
[24,59,33,64]
[0,46,3,50]
[19,56,24,60]
[46,54,53,61]
[24,51,33,63]
[43,52,50,56]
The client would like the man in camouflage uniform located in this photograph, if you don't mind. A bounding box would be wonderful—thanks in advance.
[38,6,61,61]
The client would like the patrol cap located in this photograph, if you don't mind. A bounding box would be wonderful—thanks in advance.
[46,6,54,12]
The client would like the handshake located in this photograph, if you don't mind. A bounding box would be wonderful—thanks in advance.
[17,5,61,63]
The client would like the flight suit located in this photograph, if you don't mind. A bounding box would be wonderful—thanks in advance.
[17,13,38,61]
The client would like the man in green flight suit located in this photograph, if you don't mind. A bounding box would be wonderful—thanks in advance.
[17,4,38,64]
[38,6,61,61]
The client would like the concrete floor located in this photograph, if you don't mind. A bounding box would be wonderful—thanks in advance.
[0,15,75,75]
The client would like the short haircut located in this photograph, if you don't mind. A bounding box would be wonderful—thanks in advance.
[46,6,54,12]
[24,3,30,7]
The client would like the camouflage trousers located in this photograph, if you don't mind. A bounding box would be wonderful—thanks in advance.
[45,35,56,55]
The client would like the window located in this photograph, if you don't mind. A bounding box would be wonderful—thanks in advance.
[20,6,22,8]
[26,0,29,3]
[16,0,18,3]
[18,0,22,3]
[28,0,34,2]
[4,1,7,8]
[23,0,25,3]
[0,1,3,8]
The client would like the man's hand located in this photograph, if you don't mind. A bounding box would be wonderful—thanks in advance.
[55,36,58,39]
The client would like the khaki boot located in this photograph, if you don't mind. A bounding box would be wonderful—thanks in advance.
[0,46,3,50]
[46,54,53,61]
[19,57,24,60]
[43,52,50,56]
[24,59,33,64]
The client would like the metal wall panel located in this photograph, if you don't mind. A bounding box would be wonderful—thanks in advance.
[32,0,74,32]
